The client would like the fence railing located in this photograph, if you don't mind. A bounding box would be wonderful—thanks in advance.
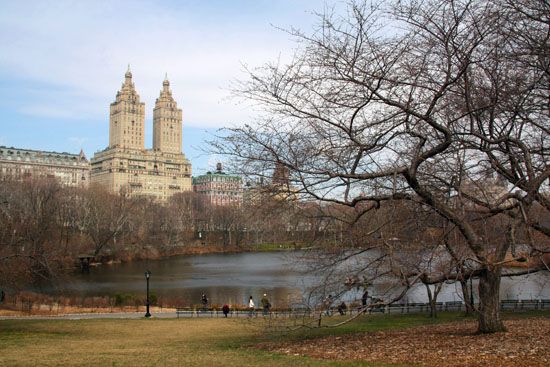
[2,299,548,317]
[173,299,550,318]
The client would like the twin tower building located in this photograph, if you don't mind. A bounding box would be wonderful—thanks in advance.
[90,67,192,200]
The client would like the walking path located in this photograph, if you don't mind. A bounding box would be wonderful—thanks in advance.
[2,299,547,320]
[0,310,305,320]
[0,311,174,320]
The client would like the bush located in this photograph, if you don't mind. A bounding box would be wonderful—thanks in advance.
[113,293,135,306]
[149,293,158,306]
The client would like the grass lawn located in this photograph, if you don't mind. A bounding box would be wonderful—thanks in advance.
[0,312,543,367]
[246,242,300,251]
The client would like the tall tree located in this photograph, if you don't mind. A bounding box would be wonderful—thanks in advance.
[0,177,67,286]
[77,186,131,258]
[213,0,550,333]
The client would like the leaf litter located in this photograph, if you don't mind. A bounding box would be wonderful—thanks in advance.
[258,317,549,366]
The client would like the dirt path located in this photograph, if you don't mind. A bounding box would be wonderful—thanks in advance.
[261,317,550,367]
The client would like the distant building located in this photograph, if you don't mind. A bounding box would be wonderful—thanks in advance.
[272,161,290,187]
[90,67,192,201]
[457,174,512,209]
[193,163,243,206]
[0,146,90,187]
[241,163,299,204]
[270,162,298,201]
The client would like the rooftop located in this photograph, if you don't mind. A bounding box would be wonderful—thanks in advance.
[0,146,88,163]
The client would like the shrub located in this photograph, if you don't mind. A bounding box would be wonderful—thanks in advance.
[113,293,135,306]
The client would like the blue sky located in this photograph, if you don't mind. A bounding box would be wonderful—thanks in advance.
[0,0,337,174]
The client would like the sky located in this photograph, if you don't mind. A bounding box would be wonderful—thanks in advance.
[0,0,338,174]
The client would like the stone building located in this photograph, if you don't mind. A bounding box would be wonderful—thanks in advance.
[0,146,90,187]
[193,163,243,206]
[242,162,299,204]
[90,67,192,201]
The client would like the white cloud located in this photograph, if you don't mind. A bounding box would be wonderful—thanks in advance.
[0,0,318,128]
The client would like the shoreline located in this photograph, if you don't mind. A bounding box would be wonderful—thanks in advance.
[87,242,304,267]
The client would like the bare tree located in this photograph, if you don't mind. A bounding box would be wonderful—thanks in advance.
[77,186,132,259]
[213,0,550,333]
[0,177,69,286]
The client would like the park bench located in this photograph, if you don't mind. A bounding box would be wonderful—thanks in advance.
[176,307,190,318]
[177,308,227,317]
[366,298,386,313]
[519,299,539,310]
[405,302,427,313]
[444,301,464,311]
[388,303,406,314]
[500,300,519,310]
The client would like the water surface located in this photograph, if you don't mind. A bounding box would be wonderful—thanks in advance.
[50,252,549,307]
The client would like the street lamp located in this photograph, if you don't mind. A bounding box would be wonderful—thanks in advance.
[144,270,151,318]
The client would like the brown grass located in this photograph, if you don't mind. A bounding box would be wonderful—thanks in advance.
[0,317,381,367]
[0,304,173,317]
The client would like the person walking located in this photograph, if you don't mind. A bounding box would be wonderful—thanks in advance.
[260,293,271,316]
[248,296,255,317]
[222,304,230,318]
[201,293,208,311]
[337,301,347,315]
[361,290,369,308]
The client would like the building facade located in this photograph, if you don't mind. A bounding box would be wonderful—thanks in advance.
[193,163,243,206]
[242,162,299,204]
[90,68,192,201]
[0,146,90,187]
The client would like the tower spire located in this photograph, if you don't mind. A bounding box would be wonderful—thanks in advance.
[162,72,170,91]
[111,65,144,150]
[154,74,181,154]
[125,64,132,84]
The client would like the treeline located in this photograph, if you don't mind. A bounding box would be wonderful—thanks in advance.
[0,176,337,288]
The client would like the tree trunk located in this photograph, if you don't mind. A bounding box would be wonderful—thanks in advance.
[425,284,437,318]
[477,227,513,333]
[477,267,505,333]
[425,282,443,318]
[460,279,475,315]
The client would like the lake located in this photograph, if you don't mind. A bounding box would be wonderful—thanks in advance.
[44,252,550,307]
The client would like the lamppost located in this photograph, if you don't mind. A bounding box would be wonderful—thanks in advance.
[144,270,151,318]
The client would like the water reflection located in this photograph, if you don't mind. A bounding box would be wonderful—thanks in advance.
[61,252,311,307]
[48,252,550,307]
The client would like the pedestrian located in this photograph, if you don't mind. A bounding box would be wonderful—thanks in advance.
[222,304,230,317]
[201,293,208,311]
[260,293,271,316]
[0,289,5,304]
[248,296,255,317]
[361,290,369,308]
[337,301,347,315]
